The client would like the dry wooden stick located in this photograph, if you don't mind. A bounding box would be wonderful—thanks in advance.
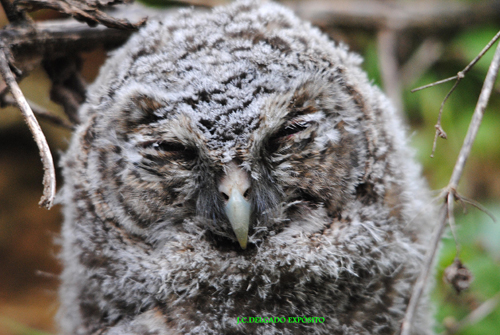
[400,38,500,335]
[0,47,56,208]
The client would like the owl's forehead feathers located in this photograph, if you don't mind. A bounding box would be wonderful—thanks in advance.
[88,0,362,102]
[87,0,367,158]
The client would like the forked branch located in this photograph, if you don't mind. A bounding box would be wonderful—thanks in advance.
[411,29,500,157]
[400,37,500,335]
[0,47,56,208]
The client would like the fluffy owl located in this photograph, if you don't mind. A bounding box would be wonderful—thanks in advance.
[58,1,435,334]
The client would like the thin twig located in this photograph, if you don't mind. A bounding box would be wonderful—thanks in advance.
[457,29,500,84]
[412,29,500,93]
[411,75,458,93]
[410,31,500,93]
[400,37,500,335]
[2,94,74,129]
[412,29,500,157]
[456,194,497,223]
[0,47,56,208]
[430,80,459,157]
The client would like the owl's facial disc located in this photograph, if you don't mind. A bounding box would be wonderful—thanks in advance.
[218,162,251,249]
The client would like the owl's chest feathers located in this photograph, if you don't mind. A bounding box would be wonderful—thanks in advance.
[140,238,409,335]
[73,198,418,332]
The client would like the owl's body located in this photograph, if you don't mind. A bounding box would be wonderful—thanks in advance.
[58,1,434,334]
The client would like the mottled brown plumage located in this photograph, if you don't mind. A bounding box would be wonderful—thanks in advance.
[58,1,435,334]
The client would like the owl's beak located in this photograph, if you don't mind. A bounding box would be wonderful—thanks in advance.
[219,162,251,250]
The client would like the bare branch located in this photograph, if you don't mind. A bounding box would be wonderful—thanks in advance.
[400,37,500,335]
[412,29,500,93]
[15,0,147,30]
[411,76,457,93]
[401,203,449,335]
[285,0,500,31]
[0,5,180,76]
[458,29,500,82]
[0,47,56,208]
[377,28,403,114]
[50,84,82,123]
[448,45,500,189]
[2,94,74,129]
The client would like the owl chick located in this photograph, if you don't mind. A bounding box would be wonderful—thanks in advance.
[58,1,435,334]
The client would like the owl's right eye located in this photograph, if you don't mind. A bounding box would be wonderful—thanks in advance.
[141,141,197,160]
[152,141,185,152]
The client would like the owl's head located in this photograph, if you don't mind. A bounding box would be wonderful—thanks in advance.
[72,1,409,252]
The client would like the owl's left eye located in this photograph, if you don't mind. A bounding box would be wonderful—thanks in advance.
[267,121,311,152]
[274,122,310,139]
